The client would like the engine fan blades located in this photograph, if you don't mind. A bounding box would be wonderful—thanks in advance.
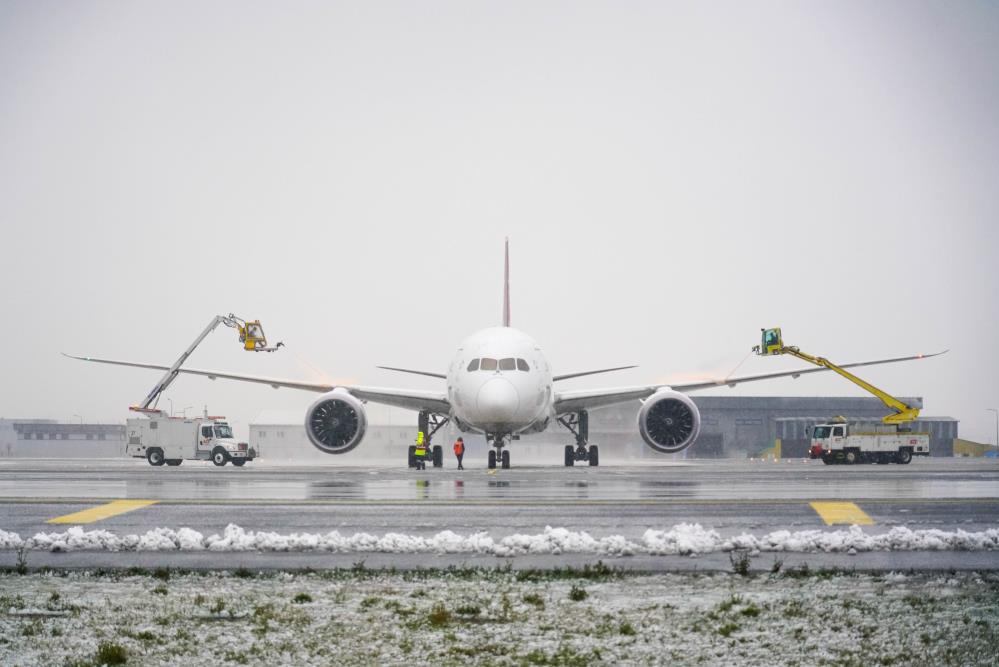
[309,400,359,449]
[646,399,695,447]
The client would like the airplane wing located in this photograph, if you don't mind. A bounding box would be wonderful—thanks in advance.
[553,351,946,415]
[63,354,451,414]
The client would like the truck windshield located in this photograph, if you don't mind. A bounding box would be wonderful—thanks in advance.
[812,426,831,439]
[214,425,233,439]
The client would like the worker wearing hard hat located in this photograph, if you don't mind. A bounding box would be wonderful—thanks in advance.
[453,437,465,470]
[414,431,427,470]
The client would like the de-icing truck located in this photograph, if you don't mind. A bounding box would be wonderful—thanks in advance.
[126,412,255,467]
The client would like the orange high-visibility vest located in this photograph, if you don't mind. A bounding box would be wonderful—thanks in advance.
[453,441,464,456]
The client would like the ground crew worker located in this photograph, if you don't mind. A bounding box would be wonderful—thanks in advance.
[414,431,427,470]
[453,437,465,470]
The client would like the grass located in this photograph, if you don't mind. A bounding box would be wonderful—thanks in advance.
[428,602,452,627]
[292,592,313,604]
[717,622,740,637]
[523,592,545,608]
[4,568,997,667]
[95,641,128,665]
[729,551,752,576]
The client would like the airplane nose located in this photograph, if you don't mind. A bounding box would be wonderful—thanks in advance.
[476,378,520,423]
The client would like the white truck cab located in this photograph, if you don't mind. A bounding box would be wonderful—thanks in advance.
[126,415,255,467]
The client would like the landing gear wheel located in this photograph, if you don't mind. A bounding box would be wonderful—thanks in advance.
[488,450,497,469]
[588,445,599,467]
[896,449,912,465]
[231,459,245,467]
[147,448,165,467]
[165,459,182,467]
[432,445,443,468]
[212,448,228,467]
[408,446,417,468]
[564,445,574,467]
[845,451,857,464]
[501,450,510,469]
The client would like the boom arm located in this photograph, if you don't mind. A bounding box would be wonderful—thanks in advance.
[136,314,282,410]
[754,328,921,424]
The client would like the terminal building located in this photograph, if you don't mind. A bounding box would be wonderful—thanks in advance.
[0,418,125,458]
[1,396,958,462]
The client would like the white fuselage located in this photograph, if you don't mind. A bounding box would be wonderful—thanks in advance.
[445,327,555,436]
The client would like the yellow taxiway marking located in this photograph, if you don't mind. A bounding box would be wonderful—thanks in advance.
[487,469,497,476]
[47,499,159,525]
[809,501,874,526]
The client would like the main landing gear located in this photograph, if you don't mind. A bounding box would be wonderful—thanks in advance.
[408,410,448,469]
[559,410,599,467]
[487,433,511,470]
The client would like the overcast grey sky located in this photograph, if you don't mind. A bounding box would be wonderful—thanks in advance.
[1,1,997,442]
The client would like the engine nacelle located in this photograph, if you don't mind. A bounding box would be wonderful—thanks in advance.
[304,389,367,455]
[638,390,701,454]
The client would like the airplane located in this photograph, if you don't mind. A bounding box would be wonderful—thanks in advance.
[67,240,943,469]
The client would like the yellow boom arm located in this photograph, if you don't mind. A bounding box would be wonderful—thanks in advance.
[754,328,920,425]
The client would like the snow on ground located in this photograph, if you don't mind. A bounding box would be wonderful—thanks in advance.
[1,568,997,666]
[1,523,998,556]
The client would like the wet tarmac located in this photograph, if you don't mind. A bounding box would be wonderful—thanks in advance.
[1,457,996,571]
[1,456,997,502]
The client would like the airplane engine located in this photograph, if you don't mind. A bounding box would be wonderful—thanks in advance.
[304,389,367,455]
[638,390,701,454]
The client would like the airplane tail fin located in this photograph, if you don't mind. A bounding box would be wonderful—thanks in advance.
[503,237,511,327]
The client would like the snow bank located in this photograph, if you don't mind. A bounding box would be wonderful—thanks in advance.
[2,523,997,555]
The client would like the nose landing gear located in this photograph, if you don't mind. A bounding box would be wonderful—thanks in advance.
[487,433,511,469]
[558,411,599,466]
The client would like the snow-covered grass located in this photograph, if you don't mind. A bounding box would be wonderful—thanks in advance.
[1,567,997,666]
[2,523,998,556]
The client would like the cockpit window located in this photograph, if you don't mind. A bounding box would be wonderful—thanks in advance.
[517,358,530,371]
[499,358,516,371]
[480,358,498,371]
[466,358,479,372]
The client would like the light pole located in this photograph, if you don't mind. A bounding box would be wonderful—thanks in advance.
[167,398,174,417]
[72,414,83,425]
[180,406,193,419]
[988,409,999,455]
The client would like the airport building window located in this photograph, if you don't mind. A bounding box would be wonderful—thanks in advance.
[499,358,516,371]
[517,358,529,371]
[98,433,106,440]
[467,358,479,372]
[480,358,498,371]
[735,418,763,426]
[258,431,267,439]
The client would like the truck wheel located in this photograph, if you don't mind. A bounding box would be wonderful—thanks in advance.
[821,454,833,465]
[166,459,182,467]
[211,448,228,467]
[147,448,165,467]
[231,459,245,467]
[844,451,857,464]
[896,449,912,465]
